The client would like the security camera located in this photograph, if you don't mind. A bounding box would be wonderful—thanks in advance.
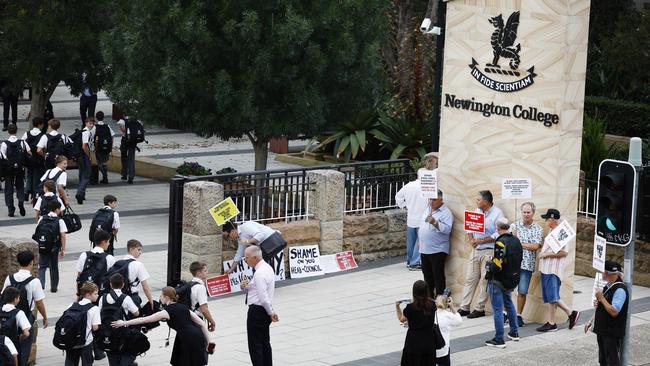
[420,18,432,32]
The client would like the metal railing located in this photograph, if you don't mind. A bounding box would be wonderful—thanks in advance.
[345,171,415,213]
[578,179,598,217]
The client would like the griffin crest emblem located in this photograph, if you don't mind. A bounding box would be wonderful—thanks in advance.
[487,11,520,70]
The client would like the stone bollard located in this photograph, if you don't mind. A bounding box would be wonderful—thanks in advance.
[307,170,345,254]
[181,181,223,279]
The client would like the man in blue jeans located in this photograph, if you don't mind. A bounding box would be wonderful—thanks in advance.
[485,218,523,348]
[395,169,429,270]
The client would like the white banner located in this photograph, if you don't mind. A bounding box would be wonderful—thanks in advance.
[419,169,438,199]
[501,178,532,199]
[289,245,324,278]
[592,235,606,273]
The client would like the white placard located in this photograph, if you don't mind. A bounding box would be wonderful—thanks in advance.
[592,235,606,272]
[289,245,325,278]
[501,178,532,199]
[419,169,438,199]
[545,220,576,253]
[223,251,285,293]
[591,274,608,305]
[320,254,341,274]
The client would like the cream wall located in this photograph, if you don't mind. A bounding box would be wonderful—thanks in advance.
[438,0,590,323]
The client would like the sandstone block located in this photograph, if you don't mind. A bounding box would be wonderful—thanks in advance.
[320,220,343,241]
[181,252,223,280]
[269,221,321,244]
[183,181,223,236]
[307,170,345,221]
[385,209,407,232]
[0,238,39,280]
[343,213,388,237]
[182,233,221,256]
[319,240,342,255]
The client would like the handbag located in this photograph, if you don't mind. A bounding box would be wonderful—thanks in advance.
[62,205,83,233]
[258,231,287,259]
[433,310,446,350]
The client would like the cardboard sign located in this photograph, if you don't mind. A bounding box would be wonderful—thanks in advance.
[464,211,485,233]
[501,178,532,199]
[289,245,324,278]
[321,251,359,274]
[419,169,438,199]
[206,274,232,297]
[209,197,240,225]
[223,251,285,293]
[592,235,606,273]
[545,220,576,253]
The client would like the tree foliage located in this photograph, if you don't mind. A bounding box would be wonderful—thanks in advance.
[103,0,387,170]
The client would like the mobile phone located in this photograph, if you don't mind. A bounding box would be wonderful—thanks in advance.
[397,298,411,304]
[443,288,451,297]
[208,342,216,355]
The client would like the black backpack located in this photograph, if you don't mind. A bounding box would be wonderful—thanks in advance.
[89,208,114,244]
[25,131,44,167]
[120,327,150,356]
[38,195,58,217]
[53,302,93,351]
[0,335,14,365]
[492,233,524,290]
[77,251,109,292]
[0,308,20,346]
[175,281,201,310]
[3,140,27,174]
[102,259,136,296]
[94,124,113,154]
[66,130,82,160]
[95,291,128,352]
[32,215,60,253]
[6,276,36,316]
[126,119,146,144]
[44,134,65,169]
[36,169,64,198]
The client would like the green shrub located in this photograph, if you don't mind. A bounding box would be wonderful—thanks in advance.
[176,162,212,176]
[585,96,650,137]
[581,114,624,180]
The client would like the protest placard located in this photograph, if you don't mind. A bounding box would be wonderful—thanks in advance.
[419,169,438,199]
[289,245,324,278]
[591,274,608,305]
[592,235,606,272]
[545,220,576,253]
[208,197,240,226]
[464,211,485,233]
[223,251,285,293]
[501,178,532,199]
[205,274,232,297]
[321,250,359,274]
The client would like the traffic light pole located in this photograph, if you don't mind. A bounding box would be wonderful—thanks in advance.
[622,137,642,366]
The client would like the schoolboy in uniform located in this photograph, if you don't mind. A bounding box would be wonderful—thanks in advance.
[37,200,67,292]
[39,155,69,206]
[0,123,31,217]
[64,282,101,366]
[33,180,65,220]
[95,195,120,255]
[36,118,72,170]
[93,111,115,184]
[189,262,216,332]
[76,117,95,204]
[21,117,46,202]
[76,230,116,288]
[99,273,139,366]
[0,287,31,365]
[122,240,154,311]
[2,251,48,366]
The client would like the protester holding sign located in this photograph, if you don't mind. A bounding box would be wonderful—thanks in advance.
[537,208,580,332]
[418,192,453,298]
[459,190,504,319]
[223,221,283,274]
[395,169,430,271]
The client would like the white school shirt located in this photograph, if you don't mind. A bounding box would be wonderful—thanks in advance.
[436,309,462,358]
[122,255,150,295]
[33,192,66,213]
[190,277,208,317]
[37,212,68,233]
[395,179,429,228]
[0,304,31,332]
[101,206,120,229]
[40,167,67,190]
[0,136,30,158]
[76,247,116,273]
[81,126,95,151]
[67,299,101,346]
[98,289,139,316]
[233,221,277,262]
[36,130,72,149]
[3,335,17,355]
[246,260,276,315]
[2,269,45,312]
[21,128,43,141]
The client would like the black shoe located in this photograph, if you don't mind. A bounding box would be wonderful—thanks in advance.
[536,322,558,332]
[76,196,83,204]
[100,179,109,184]
[94,350,106,361]
[121,176,127,180]
[8,207,15,217]
[50,288,57,293]
[568,310,580,330]
[485,338,506,349]
[127,179,134,184]
[517,314,525,327]
[507,331,519,341]
[458,309,470,317]
[18,206,25,217]
[467,310,486,319]
[1,127,7,131]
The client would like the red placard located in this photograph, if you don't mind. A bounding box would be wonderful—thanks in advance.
[206,275,232,297]
[464,211,485,233]
[336,251,358,270]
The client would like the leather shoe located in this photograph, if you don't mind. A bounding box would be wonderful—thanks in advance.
[467,310,486,319]
[76,195,83,205]
[458,309,470,317]
[8,208,15,217]
[19,206,25,217]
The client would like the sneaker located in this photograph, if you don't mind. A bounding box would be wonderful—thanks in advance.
[507,331,520,341]
[467,310,486,319]
[517,314,525,328]
[536,322,558,332]
[503,311,509,324]
[408,265,421,271]
[458,309,470,317]
[485,338,506,349]
[568,310,580,330]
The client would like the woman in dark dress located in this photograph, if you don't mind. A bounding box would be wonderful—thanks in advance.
[112,286,210,366]
[396,280,438,366]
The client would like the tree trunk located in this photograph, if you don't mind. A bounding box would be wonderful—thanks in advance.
[29,81,56,121]
[251,137,269,171]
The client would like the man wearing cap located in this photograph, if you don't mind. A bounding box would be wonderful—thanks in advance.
[585,260,628,366]
[537,208,580,332]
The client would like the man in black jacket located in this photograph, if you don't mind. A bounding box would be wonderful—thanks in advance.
[585,260,629,366]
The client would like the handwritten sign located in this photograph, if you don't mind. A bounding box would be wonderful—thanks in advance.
[289,245,324,278]
[419,169,438,199]
[592,235,606,272]
[464,211,485,233]
[545,220,576,253]
[223,251,285,293]
[501,178,532,199]
[209,197,240,225]
[206,275,232,297]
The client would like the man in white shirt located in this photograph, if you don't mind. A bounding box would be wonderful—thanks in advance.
[98,273,139,366]
[0,287,31,365]
[76,117,95,204]
[189,262,216,332]
[64,282,101,365]
[241,246,278,366]
[39,155,69,206]
[2,251,48,366]
[1,123,31,217]
[36,200,67,293]
[21,117,47,203]
[121,239,154,311]
[395,169,430,270]
[223,221,277,274]
[93,111,115,184]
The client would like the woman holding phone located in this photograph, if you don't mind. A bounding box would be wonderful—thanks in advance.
[396,280,439,365]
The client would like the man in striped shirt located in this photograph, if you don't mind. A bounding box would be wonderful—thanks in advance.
[536,208,579,332]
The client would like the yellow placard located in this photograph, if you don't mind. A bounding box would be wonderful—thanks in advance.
[208,197,240,225]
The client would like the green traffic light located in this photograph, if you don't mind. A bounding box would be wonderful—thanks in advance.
[605,217,617,231]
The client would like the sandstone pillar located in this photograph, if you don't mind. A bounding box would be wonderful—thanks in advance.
[307,170,345,254]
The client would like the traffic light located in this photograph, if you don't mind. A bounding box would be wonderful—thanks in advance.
[596,160,636,245]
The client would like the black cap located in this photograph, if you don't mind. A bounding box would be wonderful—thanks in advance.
[541,208,561,220]
[605,260,622,273]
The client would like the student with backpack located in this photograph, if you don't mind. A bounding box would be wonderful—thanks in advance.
[116,117,144,185]
[89,195,120,255]
[33,200,67,293]
[38,155,69,206]
[187,262,216,332]
[117,239,154,311]
[484,218,523,349]
[36,119,73,170]
[97,273,139,366]
[2,251,48,366]
[21,117,46,203]
[33,180,65,220]
[0,333,18,366]
[77,230,116,295]
[75,117,95,205]
[0,124,31,217]
[55,282,101,366]
[0,288,31,365]
[93,111,114,184]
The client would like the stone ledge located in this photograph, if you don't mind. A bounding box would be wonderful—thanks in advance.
[106,149,178,181]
